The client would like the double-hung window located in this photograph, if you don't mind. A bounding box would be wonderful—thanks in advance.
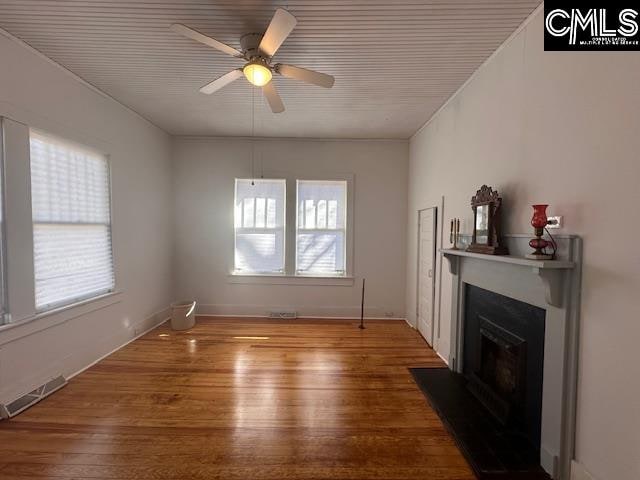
[0,125,6,323]
[234,179,286,274]
[234,177,350,278]
[296,180,347,276]
[30,131,115,311]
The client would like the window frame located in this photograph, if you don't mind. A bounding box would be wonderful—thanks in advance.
[0,121,8,324]
[231,173,354,281]
[29,129,116,312]
[233,178,287,275]
[295,179,348,277]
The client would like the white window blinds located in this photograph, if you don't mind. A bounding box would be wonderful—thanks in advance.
[30,131,114,310]
[0,127,5,321]
[234,179,286,274]
[296,180,347,276]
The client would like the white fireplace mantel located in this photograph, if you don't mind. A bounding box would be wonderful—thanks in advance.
[439,234,582,480]
[441,249,575,307]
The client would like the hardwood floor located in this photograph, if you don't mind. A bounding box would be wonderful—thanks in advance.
[0,318,475,479]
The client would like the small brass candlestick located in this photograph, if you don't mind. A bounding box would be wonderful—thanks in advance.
[450,218,461,250]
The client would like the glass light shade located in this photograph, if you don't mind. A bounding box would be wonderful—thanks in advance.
[529,237,549,249]
[243,62,272,87]
[531,204,549,229]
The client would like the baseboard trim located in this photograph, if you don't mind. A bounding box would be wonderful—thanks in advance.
[196,313,405,321]
[0,306,170,407]
[570,460,598,480]
[67,306,170,381]
[299,315,404,320]
[194,303,405,320]
[436,350,449,366]
[541,448,559,480]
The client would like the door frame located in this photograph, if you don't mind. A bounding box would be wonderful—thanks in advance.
[416,206,438,346]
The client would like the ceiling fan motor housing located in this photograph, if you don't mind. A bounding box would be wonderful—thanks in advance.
[240,33,266,60]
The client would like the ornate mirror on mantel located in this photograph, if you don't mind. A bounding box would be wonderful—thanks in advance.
[467,185,508,255]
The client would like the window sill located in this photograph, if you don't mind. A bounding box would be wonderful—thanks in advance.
[0,291,123,345]
[228,274,355,286]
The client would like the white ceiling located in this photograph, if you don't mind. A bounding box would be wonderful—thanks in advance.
[0,0,542,138]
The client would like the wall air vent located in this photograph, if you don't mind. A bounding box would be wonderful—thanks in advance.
[268,310,297,319]
[0,375,67,419]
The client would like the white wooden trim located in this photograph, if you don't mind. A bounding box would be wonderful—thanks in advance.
[228,274,354,286]
[441,248,575,270]
[67,307,169,380]
[570,461,598,480]
[197,314,405,321]
[195,303,402,319]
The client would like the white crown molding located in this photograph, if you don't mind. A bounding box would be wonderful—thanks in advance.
[173,135,409,143]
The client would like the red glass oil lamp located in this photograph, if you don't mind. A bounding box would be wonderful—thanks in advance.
[525,204,553,260]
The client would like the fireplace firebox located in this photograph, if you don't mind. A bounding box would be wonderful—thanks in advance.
[463,285,545,452]
[467,316,527,426]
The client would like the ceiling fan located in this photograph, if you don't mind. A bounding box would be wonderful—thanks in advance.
[171,8,335,114]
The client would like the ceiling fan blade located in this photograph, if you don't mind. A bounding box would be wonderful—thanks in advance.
[258,8,297,57]
[199,69,244,94]
[171,23,244,58]
[275,64,335,88]
[262,81,285,113]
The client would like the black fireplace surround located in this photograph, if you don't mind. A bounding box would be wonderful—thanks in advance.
[464,285,546,452]
[410,285,548,479]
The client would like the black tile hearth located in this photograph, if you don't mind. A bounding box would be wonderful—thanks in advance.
[410,367,550,480]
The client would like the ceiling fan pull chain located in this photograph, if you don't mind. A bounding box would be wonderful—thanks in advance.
[251,83,256,184]
[260,95,265,179]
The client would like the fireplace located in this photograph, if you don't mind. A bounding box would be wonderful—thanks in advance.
[411,283,550,479]
[467,316,526,426]
[464,285,545,452]
[429,238,581,479]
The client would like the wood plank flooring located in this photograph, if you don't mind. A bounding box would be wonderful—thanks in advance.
[0,318,475,479]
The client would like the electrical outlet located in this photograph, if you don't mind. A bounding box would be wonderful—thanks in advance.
[547,216,563,229]
[385,311,395,318]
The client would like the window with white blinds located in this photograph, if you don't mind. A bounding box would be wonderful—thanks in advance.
[30,131,115,311]
[296,180,347,276]
[234,179,286,274]
[0,126,5,322]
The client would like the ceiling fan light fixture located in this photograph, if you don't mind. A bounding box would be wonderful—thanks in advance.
[243,61,272,87]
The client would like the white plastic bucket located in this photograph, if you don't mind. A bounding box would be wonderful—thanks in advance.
[170,300,196,331]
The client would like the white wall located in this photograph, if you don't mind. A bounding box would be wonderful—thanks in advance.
[0,33,173,402]
[0,30,407,407]
[172,137,408,318]
[406,7,640,480]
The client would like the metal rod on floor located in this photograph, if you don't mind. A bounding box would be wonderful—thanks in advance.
[359,278,366,330]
